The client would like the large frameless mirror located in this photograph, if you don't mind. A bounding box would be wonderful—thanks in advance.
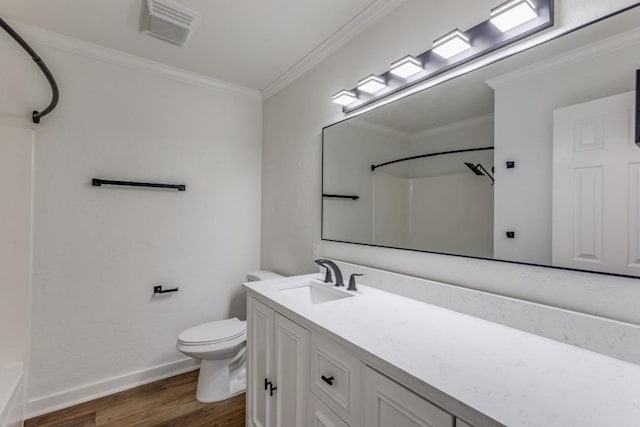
[322,5,640,278]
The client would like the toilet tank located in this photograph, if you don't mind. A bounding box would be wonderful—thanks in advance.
[246,271,283,282]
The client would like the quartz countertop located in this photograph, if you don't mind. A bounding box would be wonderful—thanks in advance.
[244,274,640,427]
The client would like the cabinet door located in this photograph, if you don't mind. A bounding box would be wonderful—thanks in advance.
[363,366,454,427]
[273,313,309,427]
[247,298,275,427]
[308,393,349,427]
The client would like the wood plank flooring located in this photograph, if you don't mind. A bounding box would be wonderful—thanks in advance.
[25,370,245,427]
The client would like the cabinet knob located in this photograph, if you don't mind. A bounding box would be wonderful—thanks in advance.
[321,375,335,386]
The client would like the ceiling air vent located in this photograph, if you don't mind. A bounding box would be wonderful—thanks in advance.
[140,0,200,47]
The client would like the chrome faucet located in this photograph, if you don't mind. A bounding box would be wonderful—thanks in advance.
[314,259,344,287]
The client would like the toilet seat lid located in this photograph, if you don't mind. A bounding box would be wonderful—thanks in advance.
[178,318,246,345]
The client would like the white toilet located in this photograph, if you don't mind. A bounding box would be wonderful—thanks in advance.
[176,270,283,403]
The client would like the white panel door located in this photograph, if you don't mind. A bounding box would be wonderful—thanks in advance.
[247,298,275,427]
[553,91,640,275]
[363,366,453,427]
[273,313,309,427]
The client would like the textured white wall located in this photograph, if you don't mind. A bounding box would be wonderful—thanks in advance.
[261,0,640,325]
[0,30,262,407]
[408,173,494,258]
[0,124,33,368]
[492,41,640,265]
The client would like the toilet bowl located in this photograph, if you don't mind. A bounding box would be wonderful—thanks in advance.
[176,270,283,403]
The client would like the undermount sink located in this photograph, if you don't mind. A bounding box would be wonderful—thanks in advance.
[280,282,353,305]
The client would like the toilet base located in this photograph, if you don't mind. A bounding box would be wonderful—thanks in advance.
[195,357,246,403]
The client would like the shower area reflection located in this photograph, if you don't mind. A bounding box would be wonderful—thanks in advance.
[322,112,495,258]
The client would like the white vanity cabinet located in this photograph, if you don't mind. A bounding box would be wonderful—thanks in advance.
[247,297,310,427]
[308,393,349,427]
[363,366,454,427]
[247,295,472,427]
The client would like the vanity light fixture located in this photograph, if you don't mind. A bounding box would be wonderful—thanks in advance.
[432,29,472,59]
[333,0,553,112]
[490,0,538,33]
[332,89,358,106]
[390,55,423,79]
[358,74,387,94]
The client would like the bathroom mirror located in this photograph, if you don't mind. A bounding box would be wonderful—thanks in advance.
[322,5,640,278]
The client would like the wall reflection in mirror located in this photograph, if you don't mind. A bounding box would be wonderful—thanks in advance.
[322,6,640,278]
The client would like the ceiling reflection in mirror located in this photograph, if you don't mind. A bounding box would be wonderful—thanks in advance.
[322,6,640,278]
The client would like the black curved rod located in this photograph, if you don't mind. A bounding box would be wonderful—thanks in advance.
[371,146,494,172]
[0,17,59,123]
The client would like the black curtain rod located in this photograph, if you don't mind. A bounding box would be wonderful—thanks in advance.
[371,146,495,171]
[0,17,59,123]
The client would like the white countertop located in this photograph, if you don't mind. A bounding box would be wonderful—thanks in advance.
[244,274,640,427]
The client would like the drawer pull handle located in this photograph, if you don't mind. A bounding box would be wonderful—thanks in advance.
[321,375,335,386]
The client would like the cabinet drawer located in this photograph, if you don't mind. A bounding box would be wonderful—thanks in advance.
[456,420,473,427]
[310,333,361,426]
[308,393,349,427]
[364,366,454,427]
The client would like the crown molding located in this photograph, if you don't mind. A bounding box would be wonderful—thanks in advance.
[409,113,494,141]
[2,20,261,98]
[350,118,411,141]
[486,26,640,89]
[261,0,407,100]
[339,113,494,142]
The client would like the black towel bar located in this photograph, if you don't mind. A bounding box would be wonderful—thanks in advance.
[323,194,359,200]
[92,179,186,191]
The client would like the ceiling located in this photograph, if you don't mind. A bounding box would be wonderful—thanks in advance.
[360,67,495,135]
[0,0,399,91]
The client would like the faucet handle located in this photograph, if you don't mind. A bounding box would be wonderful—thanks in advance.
[320,265,333,283]
[347,274,363,291]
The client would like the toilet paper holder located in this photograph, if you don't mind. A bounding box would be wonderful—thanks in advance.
[153,285,179,294]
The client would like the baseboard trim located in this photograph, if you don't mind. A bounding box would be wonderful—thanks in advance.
[26,358,200,419]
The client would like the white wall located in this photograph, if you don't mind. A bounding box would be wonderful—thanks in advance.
[0,121,34,425]
[492,39,640,265]
[0,124,33,370]
[372,173,409,247]
[261,0,640,327]
[405,116,495,258]
[408,115,495,178]
[322,121,408,244]
[0,26,262,413]
[408,173,494,258]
